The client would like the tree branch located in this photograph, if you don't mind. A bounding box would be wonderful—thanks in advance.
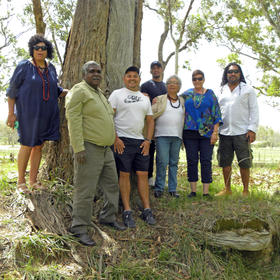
[258,0,280,38]
[158,19,169,69]
[178,0,195,41]
[32,0,46,35]
[221,41,280,74]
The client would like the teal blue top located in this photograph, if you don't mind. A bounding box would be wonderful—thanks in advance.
[181,88,222,138]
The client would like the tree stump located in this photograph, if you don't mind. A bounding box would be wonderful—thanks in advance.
[207,218,276,264]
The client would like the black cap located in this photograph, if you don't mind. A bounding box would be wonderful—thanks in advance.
[150,61,162,68]
[125,66,140,75]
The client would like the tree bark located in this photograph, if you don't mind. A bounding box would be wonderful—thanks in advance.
[41,0,143,182]
[32,0,46,35]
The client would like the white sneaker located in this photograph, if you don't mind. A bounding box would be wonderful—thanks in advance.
[148,177,155,187]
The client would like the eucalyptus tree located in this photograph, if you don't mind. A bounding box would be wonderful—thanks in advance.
[42,0,143,181]
[23,0,76,69]
[144,0,215,74]
[207,0,280,97]
[0,0,27,92]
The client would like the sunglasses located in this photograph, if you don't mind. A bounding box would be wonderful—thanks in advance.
[33,45,47,51]
[227,70,239,74]
[192,77,203,81]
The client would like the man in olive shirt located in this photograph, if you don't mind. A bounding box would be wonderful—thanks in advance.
[65,61,125,246]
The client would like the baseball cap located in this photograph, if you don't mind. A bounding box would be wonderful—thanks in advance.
[125,66,140,75]
[150,61,162,68]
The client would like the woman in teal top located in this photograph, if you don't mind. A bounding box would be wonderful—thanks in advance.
[181,70,222,198]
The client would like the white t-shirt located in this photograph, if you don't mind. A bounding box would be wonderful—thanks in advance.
[154,99,184,138]
[109,87,153,139]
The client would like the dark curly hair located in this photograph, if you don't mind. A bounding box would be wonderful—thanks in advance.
[28,34,54,59]
[221,62,246,86]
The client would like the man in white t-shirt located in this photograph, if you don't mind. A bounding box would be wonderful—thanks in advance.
[108,66,156,228]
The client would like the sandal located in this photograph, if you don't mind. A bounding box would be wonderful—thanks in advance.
[17,183,32,195]
[30,182,47,191]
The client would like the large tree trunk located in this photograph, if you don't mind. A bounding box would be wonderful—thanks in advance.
[41,0,143,182]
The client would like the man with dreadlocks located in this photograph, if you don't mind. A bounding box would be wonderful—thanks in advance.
[216,62,259,197]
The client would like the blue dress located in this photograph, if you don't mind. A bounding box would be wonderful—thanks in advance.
[6,59,63,146]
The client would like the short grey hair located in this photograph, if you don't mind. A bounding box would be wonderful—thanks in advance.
[82,61,100,76]
[166,75,182,90]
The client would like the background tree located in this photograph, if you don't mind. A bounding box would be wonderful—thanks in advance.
[23,0,76,69]
[209,0,280,97]
[41,0,143,181]
[144,0,215,73]
[0,0,29,93]
[32,0,46,34]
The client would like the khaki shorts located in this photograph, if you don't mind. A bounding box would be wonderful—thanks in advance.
[217,134,253,168]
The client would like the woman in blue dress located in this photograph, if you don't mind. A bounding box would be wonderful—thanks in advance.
[181,70,222,198]
[6,34,67,194]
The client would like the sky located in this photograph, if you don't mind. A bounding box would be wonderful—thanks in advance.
[1,0,280,133]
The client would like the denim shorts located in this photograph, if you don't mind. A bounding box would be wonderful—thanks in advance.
[217,134,253,168]
[114,137,150,172]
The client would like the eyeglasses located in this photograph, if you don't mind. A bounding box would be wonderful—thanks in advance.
[192,77,203,81]
[167,81,180,85]
[33,45,47,51]
[227,70,239,74]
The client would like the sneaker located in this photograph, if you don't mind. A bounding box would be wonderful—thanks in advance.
[203,193,212,199]
[154,190,163,198]
[169,191,180,198]
[122,210,136,228]
[140,208,156,225]
[188,192,197,198]
[215,189,232,197]
[148,177,155,187]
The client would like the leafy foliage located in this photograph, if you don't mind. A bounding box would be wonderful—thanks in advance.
[144,0,217,73]
[22,0,76,69]
[209,0,280,97]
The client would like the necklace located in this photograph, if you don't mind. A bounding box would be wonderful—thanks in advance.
[33,59,50,101]
[168,95,180,109]
[192,89,206,108]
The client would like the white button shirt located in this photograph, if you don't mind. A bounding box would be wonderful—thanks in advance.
[218,82,259,136]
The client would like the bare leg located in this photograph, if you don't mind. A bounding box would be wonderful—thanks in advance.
[29,144,43,185]
[17,145,32,185]
[119,171,131,211]
[136,171,150,209]
[240,167,250,192]
[223,166,232,191]
[190,182,197,193]
[203,183,210,194]
[216,166,232,196]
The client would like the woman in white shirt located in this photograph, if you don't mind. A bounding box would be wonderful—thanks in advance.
[152,75,185,198]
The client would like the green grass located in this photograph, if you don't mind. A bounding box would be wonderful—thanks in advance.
[0,149,280,279]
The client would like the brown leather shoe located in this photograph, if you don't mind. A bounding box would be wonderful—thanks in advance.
[215,189,232,196]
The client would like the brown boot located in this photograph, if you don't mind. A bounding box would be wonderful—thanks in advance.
[215,189,232,196]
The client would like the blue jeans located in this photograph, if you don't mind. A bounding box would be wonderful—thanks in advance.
[183,137,214,183]
[155,136,182,192]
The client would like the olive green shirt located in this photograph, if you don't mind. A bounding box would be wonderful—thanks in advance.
[65,80,115,153]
